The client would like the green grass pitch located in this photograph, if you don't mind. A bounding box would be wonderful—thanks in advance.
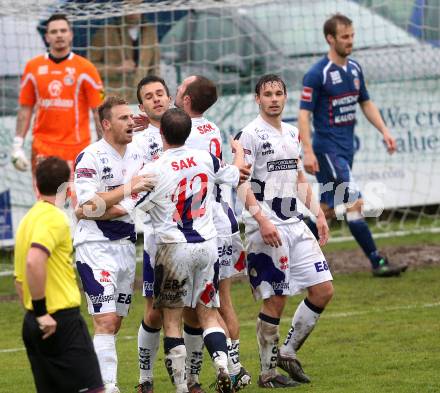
[0,244,439,392]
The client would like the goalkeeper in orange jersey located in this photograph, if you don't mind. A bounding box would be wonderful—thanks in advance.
[12,13,103,181]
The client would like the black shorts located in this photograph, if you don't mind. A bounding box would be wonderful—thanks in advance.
[22,307,103,393]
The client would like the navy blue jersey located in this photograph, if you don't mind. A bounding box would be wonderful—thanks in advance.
[300,56,369,156]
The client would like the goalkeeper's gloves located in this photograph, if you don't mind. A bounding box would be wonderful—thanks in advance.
[11,136,30,171]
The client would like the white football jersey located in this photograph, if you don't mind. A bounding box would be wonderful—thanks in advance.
[132,123,163,163]
[240,115,303,231]
[73,139,144,246]
[120,146,239,244]
[185,117,239,236]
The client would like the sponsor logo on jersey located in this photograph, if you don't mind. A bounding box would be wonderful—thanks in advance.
[243,148,252,155]
[256,131,269,140]
[40,98,74,108]
[353,78,360,91]
[76,168,97,178]
[301,86,313,102]
[63,75,74,86]
[99,270,111,282]
[38,65,48,75]
[267,159,298,172]
[171,157,197,171]
[351,68,358,77]
[48,80,63,97]
[330,70,342,84]
[102,166,114,180]
[279,256,288,270]
[262,141,274,156]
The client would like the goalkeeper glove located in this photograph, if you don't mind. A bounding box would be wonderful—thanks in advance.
[11,136,30,171]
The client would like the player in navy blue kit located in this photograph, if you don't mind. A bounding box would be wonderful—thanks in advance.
[298,13,407,277]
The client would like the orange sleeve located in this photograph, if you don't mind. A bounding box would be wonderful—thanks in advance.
[19,61,37,107]
[82,60,104,109]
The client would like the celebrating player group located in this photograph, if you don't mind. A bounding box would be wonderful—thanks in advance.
[14,11,407,393]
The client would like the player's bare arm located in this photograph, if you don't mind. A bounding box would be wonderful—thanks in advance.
[14,279,23,304]
[230,139,251,183]
[75,204,127,220]
[26,247,57,339]
[11,105,33,171]
[359,100,396,154]
[298,109,320,174]
[296,168,329,246]
[81,173,155,214]
[92,108,103,138]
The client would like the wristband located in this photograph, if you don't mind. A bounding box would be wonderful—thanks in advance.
[32,298,47,317]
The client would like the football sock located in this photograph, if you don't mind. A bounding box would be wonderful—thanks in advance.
[203,327,229,374]
[227,338,242,376]
[164,337,187,393]
[183,324,204,386]
[256,313,280,378]
[94,334,118,385]
[346,214,381,268]
[138,320,161,383]
[279,299,323,358]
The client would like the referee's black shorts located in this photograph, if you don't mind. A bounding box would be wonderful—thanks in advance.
[22,307,103,393]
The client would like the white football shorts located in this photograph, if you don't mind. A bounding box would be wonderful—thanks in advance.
[76,240,136,316]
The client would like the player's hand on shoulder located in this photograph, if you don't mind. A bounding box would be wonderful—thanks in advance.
[303,150,319,175]
[131,173,156,193]
[316,211,329,246]
[382,130,397,154]
[133,113,150,132]
[36,314,57,340]
[259,217,282,248]
[11,136,30,171]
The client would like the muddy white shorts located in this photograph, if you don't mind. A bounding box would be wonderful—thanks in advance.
[75,240,136,316]
[153,238,219,309]
[217,232,247,281]
[246,221,333,300]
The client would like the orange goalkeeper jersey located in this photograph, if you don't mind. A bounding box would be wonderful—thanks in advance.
[19,52,103,153]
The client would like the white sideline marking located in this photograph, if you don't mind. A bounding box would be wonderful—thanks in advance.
[1,302,439,355]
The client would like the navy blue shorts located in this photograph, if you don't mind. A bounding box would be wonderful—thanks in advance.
[315,153,361,209]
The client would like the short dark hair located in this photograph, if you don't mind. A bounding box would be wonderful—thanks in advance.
[255,74,287,95]
[98,96,128,123]
[46,14,71,31]
[160,108,192,146]
[323,13,352,39]
[184,76,218,114]
[36,157,70,196]
[136,75,170,104]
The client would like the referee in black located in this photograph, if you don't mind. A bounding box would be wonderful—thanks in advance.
[14,157,104,393]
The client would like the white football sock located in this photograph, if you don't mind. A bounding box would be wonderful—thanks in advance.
[183,327,204,385]
[94,334,117,385]
[138,321,160,383]
[256,315,279,379]
[227,338,242,376]
[279,299,321,358]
